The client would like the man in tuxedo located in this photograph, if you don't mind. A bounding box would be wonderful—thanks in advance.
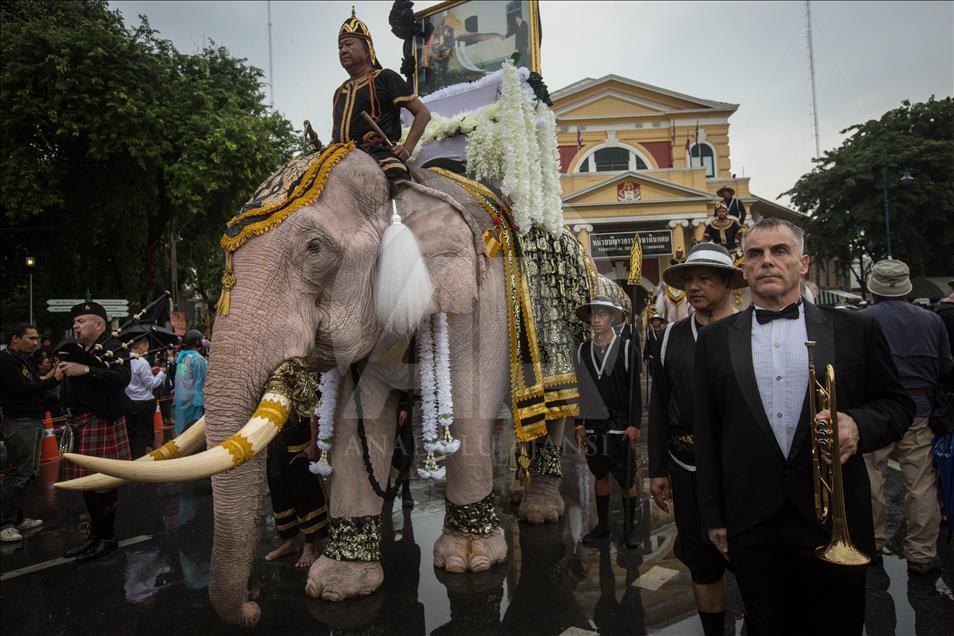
[693,218,913,635]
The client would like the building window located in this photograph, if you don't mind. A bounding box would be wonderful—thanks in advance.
[689,143,716,178]
[577,145,650,173]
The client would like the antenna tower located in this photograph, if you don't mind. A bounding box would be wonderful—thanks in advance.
[267,0,274,107]
[805,1,821,159]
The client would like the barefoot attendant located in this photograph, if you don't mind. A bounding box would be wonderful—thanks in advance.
[647,243,745,636]
[266,409,329,569]
[574,296,642,548]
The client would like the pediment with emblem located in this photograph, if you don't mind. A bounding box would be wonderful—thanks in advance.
[563,172,715,206]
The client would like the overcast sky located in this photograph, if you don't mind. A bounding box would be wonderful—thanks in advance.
[109,0,953,207]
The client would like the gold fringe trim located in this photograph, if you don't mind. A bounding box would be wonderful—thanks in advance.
[274,508,296,519]
[277,518,300,531]
[286,441,311,453]
[222,434,255,467]
[216,143,356,316]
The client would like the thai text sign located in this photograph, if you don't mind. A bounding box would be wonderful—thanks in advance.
[590,230,673,258]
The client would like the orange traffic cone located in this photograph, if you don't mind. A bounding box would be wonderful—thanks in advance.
[40,411,60,463]
[153,399,165,448]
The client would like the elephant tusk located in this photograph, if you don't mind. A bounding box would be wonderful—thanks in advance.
[62,392,292,483]
[54,416,208,491]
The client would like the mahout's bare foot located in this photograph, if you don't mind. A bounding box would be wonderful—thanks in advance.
[265,537,299,562]
[304,556,383,601]
[296,542,319,569]
[517,475,564,524]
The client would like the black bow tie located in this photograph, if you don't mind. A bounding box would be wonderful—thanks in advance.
[755,302,800,325]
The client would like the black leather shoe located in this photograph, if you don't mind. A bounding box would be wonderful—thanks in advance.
[63,536,98,559]
[76,537,118,563]
[581,526,611,546]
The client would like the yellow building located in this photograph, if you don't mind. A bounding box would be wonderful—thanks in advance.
[552,74,803,288]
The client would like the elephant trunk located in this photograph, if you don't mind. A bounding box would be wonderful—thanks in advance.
[209,456,267,626]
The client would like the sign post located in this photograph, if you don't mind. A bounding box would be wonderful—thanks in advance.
[46,299,130,319]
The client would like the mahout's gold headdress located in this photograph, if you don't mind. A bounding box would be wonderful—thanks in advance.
[339,6,381,69]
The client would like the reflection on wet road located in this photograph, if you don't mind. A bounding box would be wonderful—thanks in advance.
[2,427,952,635]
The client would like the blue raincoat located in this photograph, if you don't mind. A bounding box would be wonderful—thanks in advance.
[174,349,207,435]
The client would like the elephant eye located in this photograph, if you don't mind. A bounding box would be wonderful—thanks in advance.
[306,239,322,254]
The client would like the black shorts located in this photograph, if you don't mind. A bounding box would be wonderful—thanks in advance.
[669,461,728,584]
[585,432,636,490]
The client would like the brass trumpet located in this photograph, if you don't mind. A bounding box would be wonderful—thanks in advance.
[805,340,870,566]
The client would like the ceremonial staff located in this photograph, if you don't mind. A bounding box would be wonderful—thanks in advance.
[360,111,395,148]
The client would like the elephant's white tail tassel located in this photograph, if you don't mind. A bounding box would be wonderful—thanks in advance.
[309,369,340,476]
[375,199,433,336]
[417,313,458,481]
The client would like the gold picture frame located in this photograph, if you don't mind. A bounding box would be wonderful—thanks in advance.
[412,0,541,96]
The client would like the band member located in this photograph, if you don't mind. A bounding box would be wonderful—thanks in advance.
[574,296,642,548]
[265,410,329,569]
[648,243,745,636]
[702,202,744,250]
[693,219,914,634]
[716,185,746,224]
[642,314,666,371]
[59,302,133,563]
[124,337,165,458]
[334,8,431,185]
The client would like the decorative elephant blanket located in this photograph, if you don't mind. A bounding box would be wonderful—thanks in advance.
[427,168,591,442]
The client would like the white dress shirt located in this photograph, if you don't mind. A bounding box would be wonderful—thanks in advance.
[751,303,809,458]
[125,355,166,401]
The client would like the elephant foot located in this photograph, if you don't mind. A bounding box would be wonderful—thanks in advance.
[304,556,383,601]
[517,474,565,524]
[435,493,507,573]
[433,528,508,573]
[240,601,261,626]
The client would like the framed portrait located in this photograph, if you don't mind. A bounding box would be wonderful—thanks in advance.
[412,0,541,96]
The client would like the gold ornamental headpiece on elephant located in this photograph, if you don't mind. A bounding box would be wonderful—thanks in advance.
[339,6,382,69]
[215,143,356,315]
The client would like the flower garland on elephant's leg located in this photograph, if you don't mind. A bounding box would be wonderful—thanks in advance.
[309,369,340,476]
[417,312,459,481]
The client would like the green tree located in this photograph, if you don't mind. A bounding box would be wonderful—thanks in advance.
[785,97,954,289]
[0,0,301,333]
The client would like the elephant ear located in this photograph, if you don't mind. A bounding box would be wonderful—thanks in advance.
[390,181,481,317]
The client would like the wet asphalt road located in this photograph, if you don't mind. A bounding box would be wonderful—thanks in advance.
[2,426,953,635]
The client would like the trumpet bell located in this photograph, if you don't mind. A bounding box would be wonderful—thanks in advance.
[816,538,871,567]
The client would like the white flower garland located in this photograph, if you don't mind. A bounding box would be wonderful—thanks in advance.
[308,369,339,476]
[418,316,439,454]
[416,312,458,481]
[401,62,562,236]
[433,312,459,454]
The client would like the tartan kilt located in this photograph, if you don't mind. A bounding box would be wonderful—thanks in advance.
[61,412,131,480]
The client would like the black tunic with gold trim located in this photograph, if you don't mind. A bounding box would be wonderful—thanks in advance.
[331,68,416,180]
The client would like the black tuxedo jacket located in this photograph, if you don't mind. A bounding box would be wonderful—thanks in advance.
[694,302,914,554]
